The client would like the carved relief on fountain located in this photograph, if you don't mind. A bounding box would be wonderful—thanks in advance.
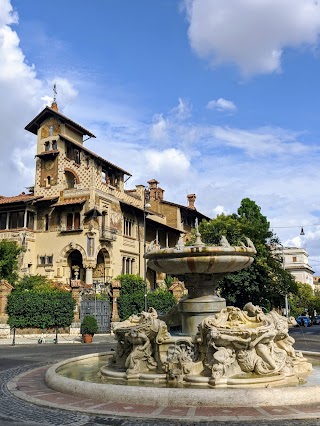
[196,303,311,384]
[107,303,312,387]
[112,307,171,378]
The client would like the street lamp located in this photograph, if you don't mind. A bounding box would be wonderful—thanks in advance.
[282,245,289,318]
[143,186,151,311]
[93,280,98,318]
[282,227,305,318]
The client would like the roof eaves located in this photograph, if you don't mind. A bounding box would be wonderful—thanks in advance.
[25,107,96,138]
[59,134,132,176]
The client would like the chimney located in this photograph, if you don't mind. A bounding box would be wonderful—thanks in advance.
[187,194,196,209]
[51,101,58,112]
[147,179,164,201]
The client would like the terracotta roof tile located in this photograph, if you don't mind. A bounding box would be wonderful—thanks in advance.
[0,194,43,205]
[52,198,86,207]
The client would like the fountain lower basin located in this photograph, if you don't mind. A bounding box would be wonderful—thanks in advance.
[45,351,320,408]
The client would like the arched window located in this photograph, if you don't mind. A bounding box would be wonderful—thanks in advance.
[65,171,76,189]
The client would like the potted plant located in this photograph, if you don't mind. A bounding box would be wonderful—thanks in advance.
[80,315,98,343]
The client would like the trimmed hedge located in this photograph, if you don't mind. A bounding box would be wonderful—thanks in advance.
[116,274,177,320]
[7,291,76,328]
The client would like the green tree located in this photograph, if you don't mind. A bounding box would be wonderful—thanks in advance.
[0,240,23,284]
[199,198,297,310]
[289,282,316,317]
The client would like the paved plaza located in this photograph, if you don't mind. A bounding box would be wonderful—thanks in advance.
[0,328,320,425]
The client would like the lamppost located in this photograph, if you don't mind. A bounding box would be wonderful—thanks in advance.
[282,245,289,318]
[282,227,305,318]
[93,280,98,318]
[143,186,151,311]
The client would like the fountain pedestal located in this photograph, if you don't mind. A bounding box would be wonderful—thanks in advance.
[179,273,226,335]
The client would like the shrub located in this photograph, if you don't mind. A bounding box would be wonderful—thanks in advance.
[7,290,76,328]
[13,275,60,293]
[147,288,177,314]
[80,315,98,335]
[116,274,177,320]
[116,274,145,320]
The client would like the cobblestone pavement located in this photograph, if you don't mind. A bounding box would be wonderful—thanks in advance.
[1,332,320,426]
[4,363,320,426]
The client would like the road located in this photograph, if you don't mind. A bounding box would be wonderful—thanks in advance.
[0,330,320,426]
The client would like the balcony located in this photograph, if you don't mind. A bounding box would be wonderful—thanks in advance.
[99,227,117,242]
[59,224,83,233]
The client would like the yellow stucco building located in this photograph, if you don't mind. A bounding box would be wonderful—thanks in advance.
[0,101,209,299]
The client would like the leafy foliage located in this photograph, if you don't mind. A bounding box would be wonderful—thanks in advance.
[147,288,177,314]
[199,198,298,310]
[13,275,60,293]
[289,282,320,317]
[0,240,24,284]
[7,290,76,328]
[116,274,145,320]
[116,274,177,320]
[80,315,99,335]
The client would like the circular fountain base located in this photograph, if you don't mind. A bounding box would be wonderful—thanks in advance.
[44,352,320,408]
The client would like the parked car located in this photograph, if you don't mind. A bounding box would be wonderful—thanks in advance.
[296,315,312,327]
[313,315,320,325]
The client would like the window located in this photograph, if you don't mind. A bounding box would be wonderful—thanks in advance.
[293,256,297,262]
[38,254,53,266]
[74,212,80,230]
[27,211,34,230]
[66,144,81,164]
[67,213,73,230]
[66,212,81,231]
[0,213,7,230]
[9,211,24,229]
[47,176,51,186]
[122,257,135,274]
[123,217,134,237]
[52,140,57,150]
[44,141,50,151]
[74,149,80,164]
[101,167,119,188]
[45,214,49,231]
[65,171,76,189]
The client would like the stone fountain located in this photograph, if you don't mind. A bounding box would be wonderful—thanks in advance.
[99,230,312,388]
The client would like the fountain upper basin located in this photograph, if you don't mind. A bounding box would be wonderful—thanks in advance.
[145,245,256,275]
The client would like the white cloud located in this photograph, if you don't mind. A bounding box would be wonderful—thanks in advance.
[207,98,237,112]
[212,205,229,217]
[185,0,320,76]
[150,113,168,141]
[170,97,192,120]
[145,148,190,175]
[41,78,78,108]
[210,126,310,157]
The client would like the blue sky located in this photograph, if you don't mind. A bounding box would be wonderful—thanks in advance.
[2,0,320,273]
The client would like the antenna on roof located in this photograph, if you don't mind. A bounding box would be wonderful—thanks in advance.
[53,83,57,103]
[51,83,58,111]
